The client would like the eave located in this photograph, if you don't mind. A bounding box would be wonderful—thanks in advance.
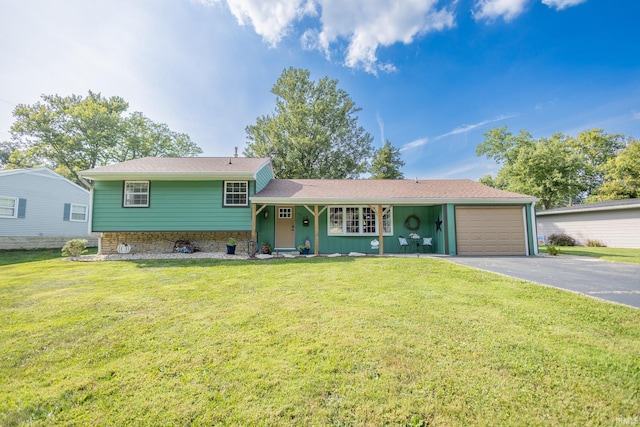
[79,171,259,181]
[250,196,537,205]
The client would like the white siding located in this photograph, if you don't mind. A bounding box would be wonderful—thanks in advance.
[536,208,640,248]
[0,169,91,238]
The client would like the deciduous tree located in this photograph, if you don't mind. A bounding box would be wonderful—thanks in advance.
[594,139,640,200]
[476,126,585,209]
[2,91,202,188]
[244,67,374,178]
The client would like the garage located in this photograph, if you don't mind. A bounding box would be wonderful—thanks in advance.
[455,206,527,255]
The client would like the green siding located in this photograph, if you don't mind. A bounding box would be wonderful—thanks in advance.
[92,180,252,232]
[276,205,445,254]
[255,206,275,247]
[446,204,457,255]
[255,163,274,192]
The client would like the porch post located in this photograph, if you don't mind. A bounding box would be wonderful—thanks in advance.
[303,204,327,255]
[251,203,257,242]
[314,205,320,255]
[378,204,384,255]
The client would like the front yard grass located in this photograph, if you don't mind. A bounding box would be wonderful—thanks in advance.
[1,254,639,426]
[539,246,640,264]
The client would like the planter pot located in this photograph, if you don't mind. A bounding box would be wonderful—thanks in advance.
[226,245,236,255]
[299,248,310,255]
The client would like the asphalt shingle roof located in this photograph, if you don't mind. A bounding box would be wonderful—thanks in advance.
[252,179,534,203]
[81,157,271,174]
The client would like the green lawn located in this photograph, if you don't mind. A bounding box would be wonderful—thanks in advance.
[539,246,640,264]
[1,252,639,426]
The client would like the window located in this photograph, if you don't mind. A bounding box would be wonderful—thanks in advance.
[279,207,292,218]
[123,181,149,207]
[70,204,88,222]
[0,196,18,218]
[224,181,248,206]
[328,206,393,236]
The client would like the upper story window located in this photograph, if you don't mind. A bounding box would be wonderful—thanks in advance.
[224,181,248,206]
[70,204,88,222]
[328,206,393,236]
[0,196,18,218]
[123,181,149,207]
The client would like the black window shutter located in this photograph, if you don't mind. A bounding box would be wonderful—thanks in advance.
[17,198,27,219]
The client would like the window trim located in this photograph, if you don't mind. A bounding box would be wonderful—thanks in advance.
[0,195,18,218]
[69,203,88,222]
[327,205,393,236]
[223,180,249,207]
[123,181,150,208]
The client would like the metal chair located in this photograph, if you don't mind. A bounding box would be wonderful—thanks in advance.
[422,237,433,253]
[398,236,409,252]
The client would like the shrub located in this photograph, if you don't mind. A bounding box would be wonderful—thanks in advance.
[61,239,88,257]
[546,245,560,256]
[547,233,577,246]
[586,239,606,247]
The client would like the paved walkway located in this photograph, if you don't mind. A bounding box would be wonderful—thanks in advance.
[447,255,640,309]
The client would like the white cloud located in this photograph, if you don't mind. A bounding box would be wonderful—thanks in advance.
[541,0,587,10]
[207,0,317,46]
[631,111,640,120]
[208,0,454,73]
[315,0,455,73]
[401,114,517,151]
[401,137,430,151]
[473,0,529,21]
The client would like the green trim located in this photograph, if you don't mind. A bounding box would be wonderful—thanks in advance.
[526,203,536,255]
[446,204,457,255]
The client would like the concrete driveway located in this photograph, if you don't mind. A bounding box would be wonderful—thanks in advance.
[447,255,640,309]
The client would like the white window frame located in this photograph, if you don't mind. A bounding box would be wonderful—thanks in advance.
[224,181,249,206]
[123,181,149,207]
[70,203,88,222]
[327,206,393,236]
[0,195,18,218]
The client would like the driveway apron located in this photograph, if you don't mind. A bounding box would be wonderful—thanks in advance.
[447,255,640,309]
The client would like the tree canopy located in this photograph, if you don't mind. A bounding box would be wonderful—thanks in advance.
[476,126,635,209]
[370,140,405,179]
[2,91,202,188]
[243,67,374,179]
[594,139,640,200]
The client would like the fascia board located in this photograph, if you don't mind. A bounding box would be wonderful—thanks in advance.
[79,172,257,181]
[536,204,640,216]
[250,197,537,205]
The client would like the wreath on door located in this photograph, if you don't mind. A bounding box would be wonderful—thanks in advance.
[404,215,420,231]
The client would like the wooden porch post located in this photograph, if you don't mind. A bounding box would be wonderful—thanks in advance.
[251,203,257,242]
[303,205,327,255]
[378,204,384,255]
[368,204,392,255]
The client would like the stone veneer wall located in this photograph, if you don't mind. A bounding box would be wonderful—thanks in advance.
[99,231,251,255]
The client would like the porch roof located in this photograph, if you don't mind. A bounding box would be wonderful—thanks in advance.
[252,179,536,205]
[80,157,272,181]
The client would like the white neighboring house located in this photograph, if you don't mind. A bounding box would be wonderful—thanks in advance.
[536,199,640,249]
[0,168,97,250]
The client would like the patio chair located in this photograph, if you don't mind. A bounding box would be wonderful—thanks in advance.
[398,236,409,252]
[422,237,433,253]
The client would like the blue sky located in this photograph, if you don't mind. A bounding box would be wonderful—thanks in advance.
[1,0,638,180]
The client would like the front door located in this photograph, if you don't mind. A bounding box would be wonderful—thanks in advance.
[275,206,295,249]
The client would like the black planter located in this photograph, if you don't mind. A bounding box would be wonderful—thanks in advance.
[299,248,310,255]
[226,245,236,255]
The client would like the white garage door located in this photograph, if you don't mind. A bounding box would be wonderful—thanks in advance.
[456,206,527,255]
